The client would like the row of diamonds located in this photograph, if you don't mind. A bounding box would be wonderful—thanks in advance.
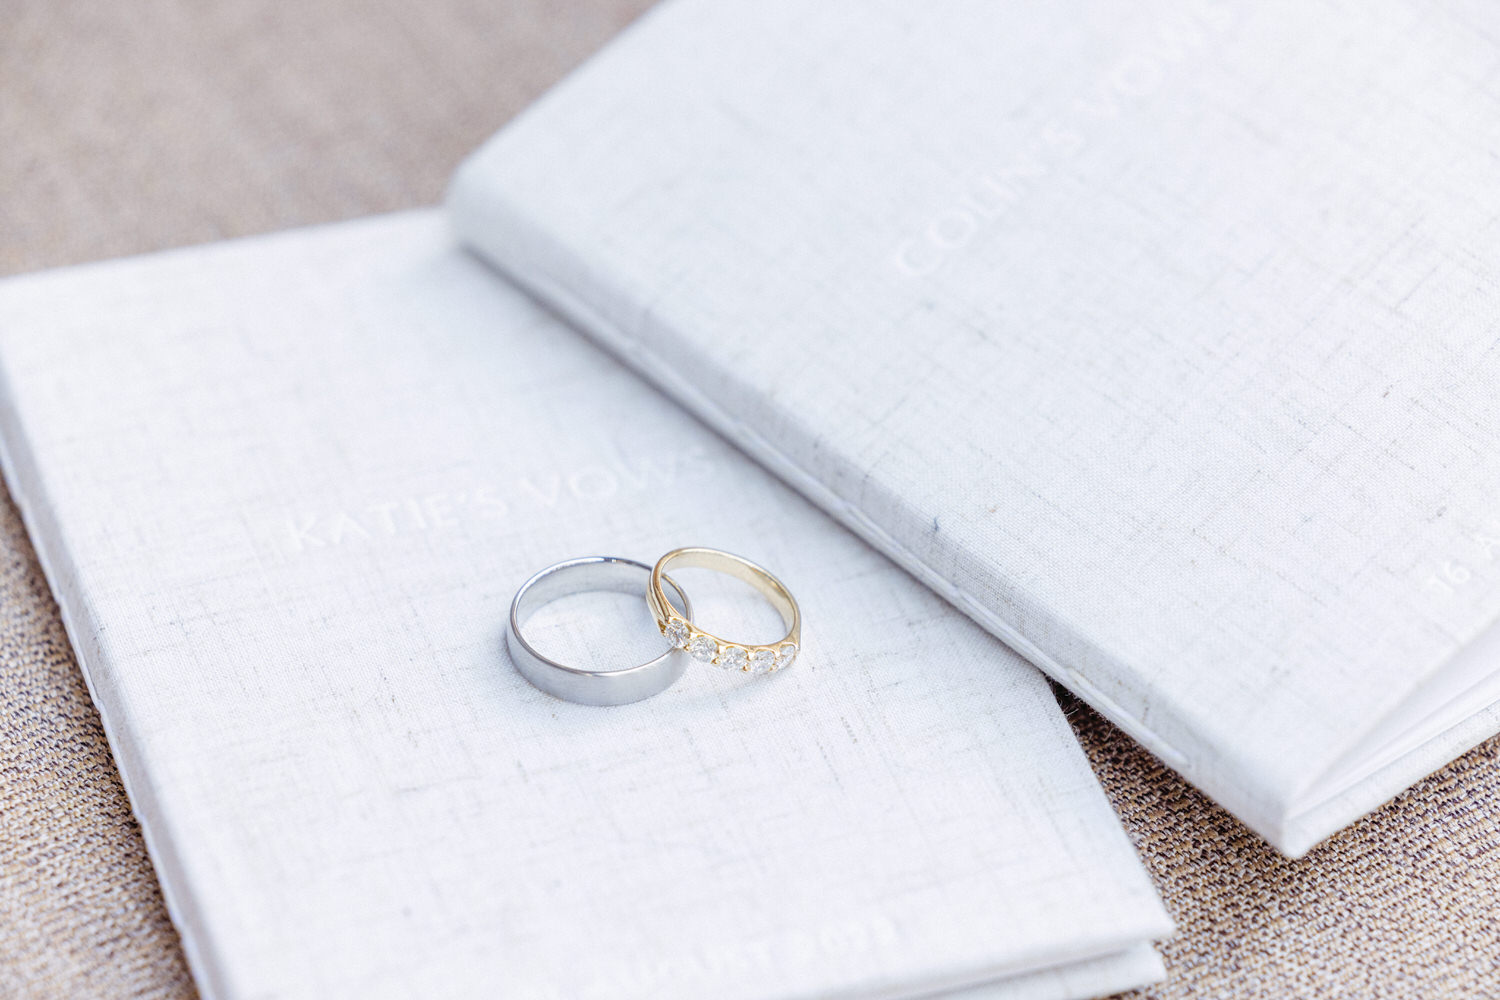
[661,617,797,674]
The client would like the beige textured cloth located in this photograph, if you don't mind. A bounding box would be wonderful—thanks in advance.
[2,2,1498,997]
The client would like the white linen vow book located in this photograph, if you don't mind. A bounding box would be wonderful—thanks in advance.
[0,212,1170,1000]
[449,0,1500,856]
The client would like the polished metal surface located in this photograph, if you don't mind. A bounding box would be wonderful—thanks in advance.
[507,556,692,706]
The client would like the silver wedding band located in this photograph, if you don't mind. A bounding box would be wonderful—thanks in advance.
[507,556,693,706]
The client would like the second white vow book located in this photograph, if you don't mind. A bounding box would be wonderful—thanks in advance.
[451,0,1500,855]
[0,213,1169,1000]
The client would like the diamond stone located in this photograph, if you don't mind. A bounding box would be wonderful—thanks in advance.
[748,648,777,674]
[688,635,719,663]
[776,642,799,669]
[717,645,749,671]
[663,619,690,648]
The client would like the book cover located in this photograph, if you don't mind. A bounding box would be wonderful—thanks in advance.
[0,211,1170,999]
[449,0,1500,855]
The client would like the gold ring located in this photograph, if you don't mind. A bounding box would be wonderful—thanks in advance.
[647,547,801,674]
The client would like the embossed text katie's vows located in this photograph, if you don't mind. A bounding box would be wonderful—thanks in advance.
[269,446,715,555]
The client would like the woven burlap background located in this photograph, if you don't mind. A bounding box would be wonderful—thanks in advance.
[2,2,1498,997]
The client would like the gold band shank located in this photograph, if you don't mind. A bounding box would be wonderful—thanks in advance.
[648,547,801,672]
